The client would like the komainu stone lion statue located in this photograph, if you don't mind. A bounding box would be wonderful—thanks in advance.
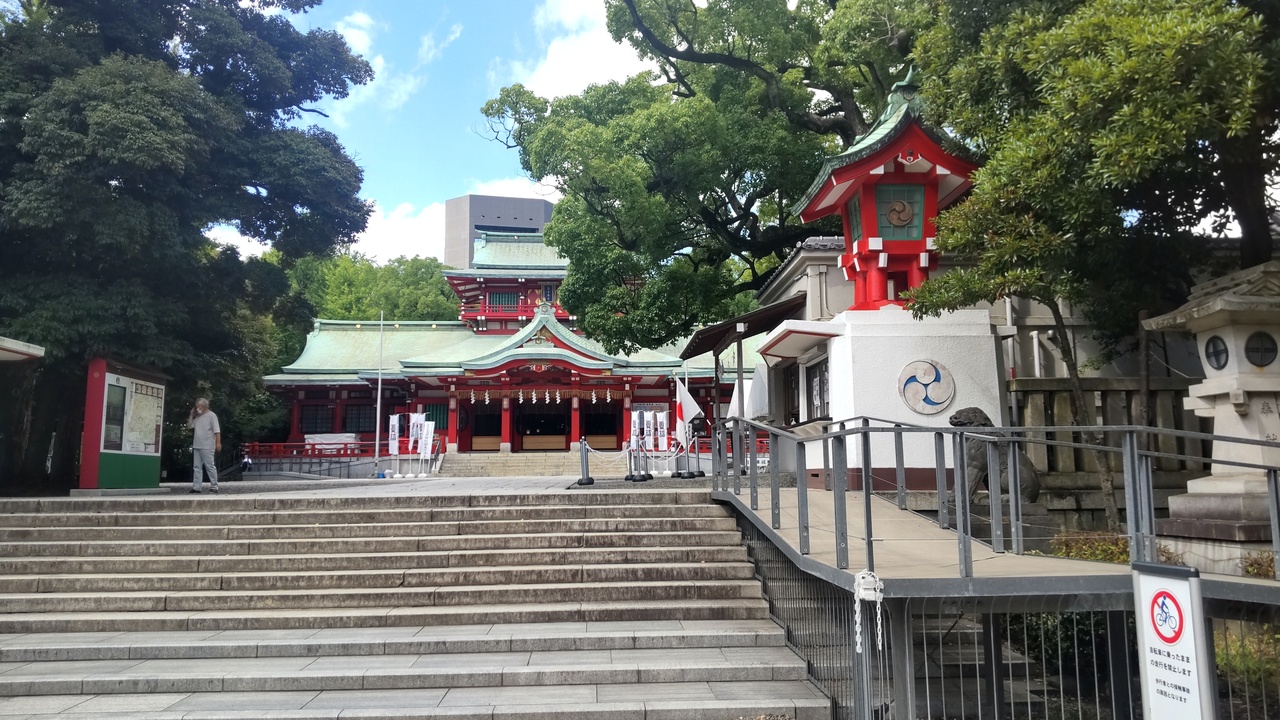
[948,407,1042,504]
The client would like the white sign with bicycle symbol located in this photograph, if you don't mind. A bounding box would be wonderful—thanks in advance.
[1133,563,1213,718]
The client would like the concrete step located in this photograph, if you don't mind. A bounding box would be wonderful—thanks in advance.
[3,530,747,557]
[0,561,757,593]
[0,646,809,696]
[0,683,831,719]
[0,620,787,662]
[0,598,772,633]
[0,545,751,575]
[0,516,740,542]
[0,503,731,528]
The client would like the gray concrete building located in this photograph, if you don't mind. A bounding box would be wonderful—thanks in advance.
[443,194,554,269]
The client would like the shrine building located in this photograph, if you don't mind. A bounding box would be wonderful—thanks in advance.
[265,231,756,454]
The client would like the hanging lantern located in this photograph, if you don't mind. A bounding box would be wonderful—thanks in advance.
[592,389,597,404]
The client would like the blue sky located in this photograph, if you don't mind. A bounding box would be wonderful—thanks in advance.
[215,0,650,263]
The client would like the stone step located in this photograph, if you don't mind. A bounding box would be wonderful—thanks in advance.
[0,645,810,697]
[0,598,772,633]
[0,545,750,575]
[4,530,746,557]
[0,516,740,542]
[0,503,730,528]
[0,561,757,593]
[0,683,831,719]
[0,620,787,662]
[0,578,765,614]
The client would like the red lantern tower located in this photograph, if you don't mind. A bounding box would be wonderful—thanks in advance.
[794,72,977,310]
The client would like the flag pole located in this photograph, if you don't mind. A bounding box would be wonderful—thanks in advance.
[373,310,384,475]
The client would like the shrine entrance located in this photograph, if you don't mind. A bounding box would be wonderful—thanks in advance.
[514,401,569,451]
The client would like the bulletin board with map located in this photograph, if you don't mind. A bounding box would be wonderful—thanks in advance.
[101,373,165,455]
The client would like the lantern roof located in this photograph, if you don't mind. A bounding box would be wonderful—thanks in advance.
[792,71,976,223]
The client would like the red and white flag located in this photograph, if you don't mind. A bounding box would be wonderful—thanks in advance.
[674,378,704,449]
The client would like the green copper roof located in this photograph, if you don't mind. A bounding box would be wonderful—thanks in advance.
[470,232,568,270]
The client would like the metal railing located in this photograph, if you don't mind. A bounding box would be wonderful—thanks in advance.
[711,416,1280,579]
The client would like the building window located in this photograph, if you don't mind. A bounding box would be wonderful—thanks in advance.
[299,405,333,434]
[342,404,376,433]
[783,364,801,425]
[806,358,830,421]
[876,184,924,240]
[487,291,519,309]
[422,403,449,430]
[1204,336,1229,371]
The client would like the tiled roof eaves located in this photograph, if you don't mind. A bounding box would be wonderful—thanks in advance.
[757,236,845,298]
[791,105,915,217]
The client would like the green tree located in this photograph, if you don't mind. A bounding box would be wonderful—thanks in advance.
[484,0,928,353]
[0,0,372,493]
[904,0,1267,529]
[286,253,459,323]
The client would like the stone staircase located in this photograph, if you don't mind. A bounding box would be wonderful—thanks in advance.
[437,451,586,478]
[0,490,829,719]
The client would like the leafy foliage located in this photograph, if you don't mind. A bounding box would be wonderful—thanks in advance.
[483,0,930,352]
[0,0,371,491]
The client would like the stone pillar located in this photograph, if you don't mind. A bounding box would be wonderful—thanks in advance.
[500,397,512,453]
[1145,262,1280,573]
[570,396,581,451]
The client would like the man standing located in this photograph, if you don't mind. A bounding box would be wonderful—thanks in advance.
[188,398,222,494]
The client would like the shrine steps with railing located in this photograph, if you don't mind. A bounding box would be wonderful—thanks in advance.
[436,450,587,477]
[0,491,830,719]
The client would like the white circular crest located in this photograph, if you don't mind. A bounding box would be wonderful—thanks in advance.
[898,360,956,415]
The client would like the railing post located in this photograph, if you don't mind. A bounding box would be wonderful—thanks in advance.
[860,418,875,573]
[748,424,758,509]
[832,431,850,570]
[935,432,950,530]
[576,436,594,486]
[894,425,907,510]
[1140,454,1157,562]
[770,431,781,529]
[954,432,973,578]
[986,440,1005,553]
[1122,431,1142,564]
[1269,468,1280,578]
[732,420,742,495]
[1007,436,1024,555]
[795,440,810,555]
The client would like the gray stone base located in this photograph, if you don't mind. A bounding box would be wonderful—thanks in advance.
[499,443,511,453]
[1157,517,1272,542]
[1167,491,1271,522]
[1156,536,1273,576]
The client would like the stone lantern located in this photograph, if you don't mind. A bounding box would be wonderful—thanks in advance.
[1144,261,1280,570]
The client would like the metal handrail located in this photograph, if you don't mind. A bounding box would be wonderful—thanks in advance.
[710,414,1280,582]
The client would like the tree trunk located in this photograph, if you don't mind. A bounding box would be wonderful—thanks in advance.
[1219,132,1273,268]
[1045,301,1122,532]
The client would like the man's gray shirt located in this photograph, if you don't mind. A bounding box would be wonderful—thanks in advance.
[189,411,221,450]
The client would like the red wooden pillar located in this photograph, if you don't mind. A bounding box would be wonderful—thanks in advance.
[446,395,459,452]
[500,397,513,452]
[290,395,302,442]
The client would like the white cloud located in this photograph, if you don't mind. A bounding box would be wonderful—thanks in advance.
[335,11,375,56]
[469,177,563,204]
[503,1,652,100]
[419,24,464,66]
[209,179,560,266]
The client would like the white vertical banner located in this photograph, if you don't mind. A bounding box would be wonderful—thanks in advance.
[387,415,400,456]
[656,411,669,451]
[420,421,435,459]
[643,411,656,451]
[407,413,425,452]
[630,410,642,450]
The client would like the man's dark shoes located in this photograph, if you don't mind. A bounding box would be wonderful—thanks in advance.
[189,489,200,494]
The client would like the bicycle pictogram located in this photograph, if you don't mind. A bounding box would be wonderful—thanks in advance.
[1150,590,1184,645]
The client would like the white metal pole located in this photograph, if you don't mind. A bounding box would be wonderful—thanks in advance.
[374,310,384,474]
